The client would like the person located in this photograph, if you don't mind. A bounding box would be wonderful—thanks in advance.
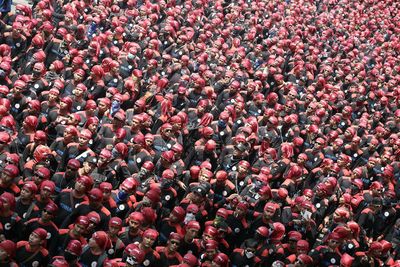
[79,231,110,267]
[16,227,50,266]
[0,240,17,266]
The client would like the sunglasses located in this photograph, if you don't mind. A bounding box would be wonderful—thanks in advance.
[170,240,180,245]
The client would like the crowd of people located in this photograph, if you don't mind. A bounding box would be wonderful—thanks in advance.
[0,0,398,265]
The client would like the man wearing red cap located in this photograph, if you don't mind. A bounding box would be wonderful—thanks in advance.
[16,227,49,266]
[118,212,144,246]
[34,180,56,211]
[135,228,160,267]
[79,231,110,267]
[0,239,16,266]
[0,164,20,196]
[0,192,22,242]
[15,181,40,223]
[51,158,81,193]
[178,220,201,257]
[106,217,125,259]
[156,232,183,266]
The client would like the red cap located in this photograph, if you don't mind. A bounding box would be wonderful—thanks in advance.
[169,232,183,242]
[185,220,200,230]
[143,228,158,239]
[99,182,112,192]
[3,164,19,178]
[0,192,15,209]
[23,181,38,194]
[183,253,198,266]
[256,226,269,237]
[120,177,138,192]
[213,253,229,267]
[88,188,103,202]
[297,254,313,265]
[145,189,161,203]
[205,239,218,250]
[67,159,81,170]
[44,202,58,215]
[77,175,94,190]
[172,206,186,220]
[129,212,144,223]
[109,217,123,229]
[92,231,110,250]
[87,211,101,225]
[66,239,82,256]
[162,169,175,180]
[75,216,90,227]
[36,167,50,180]
[287,231,302,241]
[40,180,55,193]
[33,228,48,240]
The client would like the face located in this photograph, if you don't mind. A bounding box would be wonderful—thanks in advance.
[263,209,275,219]
[109,225,120,236]
[185,228,199,240]
[20,187,33,200]
[78,136,89,146]
[83,162,95,174]
[40,188,52,199]
[206,249,216,260]
[142,236,155,248]
[29,233,42,246]
[129,219,140,230]
[168,239,180,252]
[163,128,173,138]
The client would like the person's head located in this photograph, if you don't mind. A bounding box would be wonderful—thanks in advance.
[263,202,276,220]
[73,216,89,236]
[167,232,182,252]
[64,240,82,262]
[29,228,47,247]
[40,180,55,199]
[20,181,38,200]
[327,232,341,249]
[0,240,15,262]
[211,252,229,267]
[184,221,200,240]
[89,231,109,252]
[88,188,103,207]
[142,229,158,248]
[108,217,123,236]
[128,212,144,230]
[42,202,58,221]
[204,240,218,260]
